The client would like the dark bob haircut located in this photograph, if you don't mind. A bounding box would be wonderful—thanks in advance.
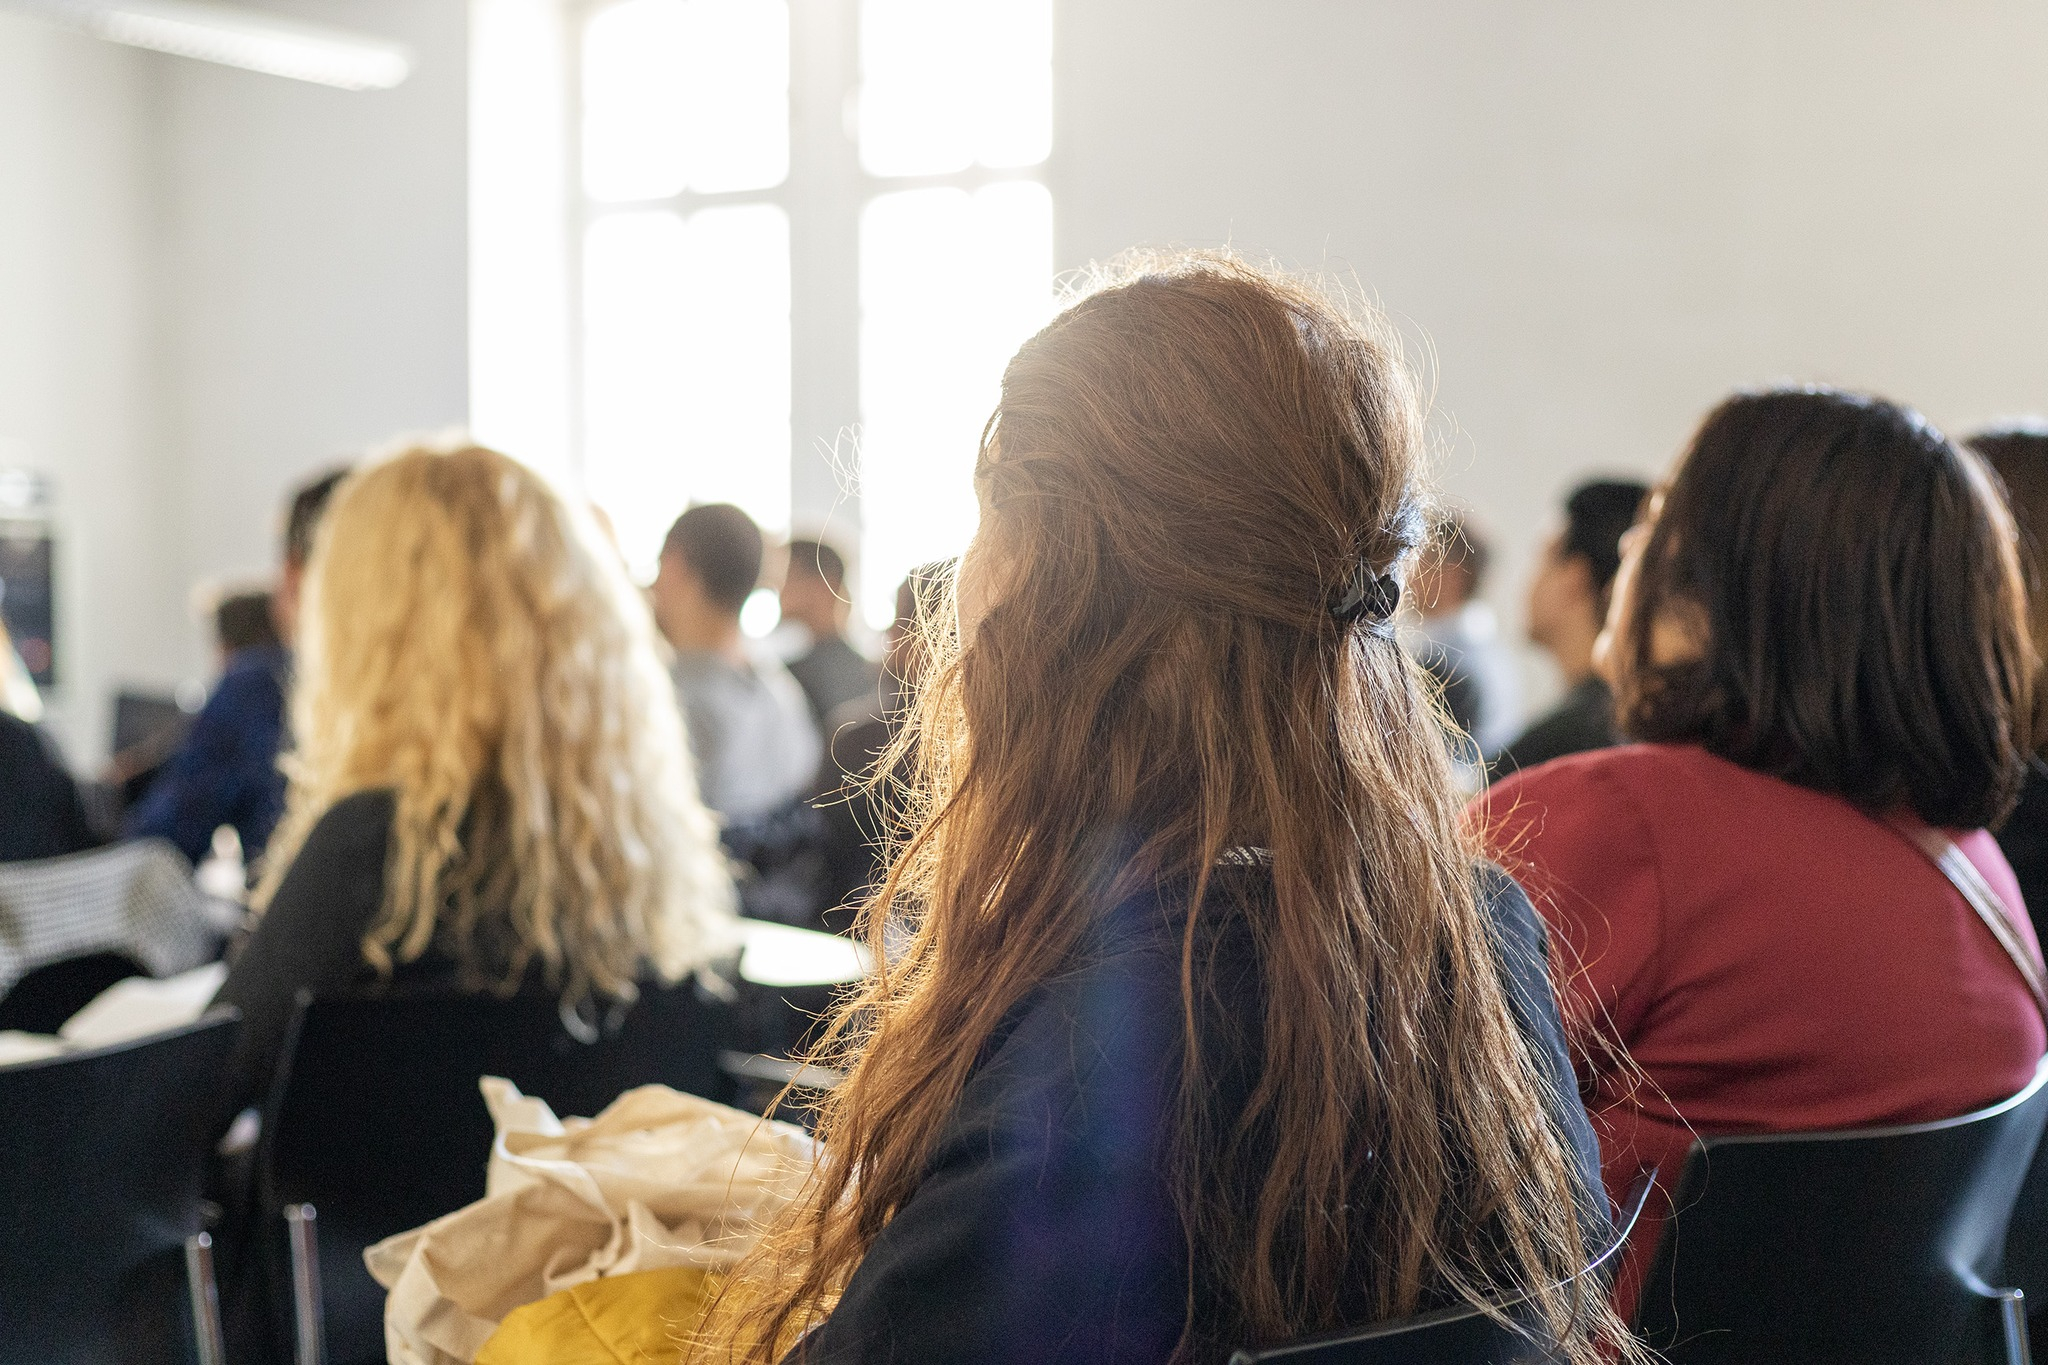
[1615,386,2035,830]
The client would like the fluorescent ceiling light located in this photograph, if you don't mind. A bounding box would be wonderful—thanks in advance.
[3,0,411,89]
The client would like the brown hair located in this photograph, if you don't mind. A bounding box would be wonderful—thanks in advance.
[283,466,349,570]
[1616,387,2035,829]
[1970,425,2048,732]
[214,590,279,654]
[712,255,1627,1362]
[663,503,764,612]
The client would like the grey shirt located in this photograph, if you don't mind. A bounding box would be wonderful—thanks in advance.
[672,647,822,822]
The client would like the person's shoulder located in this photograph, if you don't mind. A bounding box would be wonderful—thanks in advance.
[1485,741,1712,808]
[1471,745,1686,868]
[205,649,287,717]
[299,788,397,858]
[1482,859,1540,957]
[0,708,44,759]
[962,897,1188,1112]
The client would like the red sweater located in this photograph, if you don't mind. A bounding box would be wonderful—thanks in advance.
[1472,743,2046,1313]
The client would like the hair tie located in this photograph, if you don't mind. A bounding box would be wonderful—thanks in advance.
[1331,562,1400,626]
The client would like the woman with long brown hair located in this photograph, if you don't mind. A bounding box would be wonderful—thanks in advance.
[706,255,1628,1364]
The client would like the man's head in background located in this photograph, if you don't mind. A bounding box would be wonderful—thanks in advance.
[1528,479,1649,673]
[653,503,764,652]
[274,466,350,644]
[781,537,853,640]
[1408,510,1490,621]
[215,590,281,665]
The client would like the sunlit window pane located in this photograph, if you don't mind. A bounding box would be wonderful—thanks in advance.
[584,0,789,202]
[858,0,1051,178]
[858,180,1053,627]
[584,205,791,576]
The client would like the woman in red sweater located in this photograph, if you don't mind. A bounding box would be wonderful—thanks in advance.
[1473,386,2046,1311]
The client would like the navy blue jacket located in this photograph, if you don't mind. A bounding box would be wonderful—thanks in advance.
[789,864,1604,1364]
[127,645,288,865]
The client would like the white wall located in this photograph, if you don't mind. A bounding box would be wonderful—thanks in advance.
[7,1,2047,756]
[153,0,471,666]
[1053,0,2048,714]
[0,15,179,764]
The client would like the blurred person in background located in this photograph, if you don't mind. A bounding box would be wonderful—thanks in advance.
[653,504,820,824]
[1971,422,2048,932]
[125,468,346,866]
[780,537,881,722]
[211,443,735,1121]
[1492,479,1648,776]
[1404,509,1521,769]
[0,705,97,862]
[1475,388,2046,1308]
[809,561,950,926]
[0,602,92,859]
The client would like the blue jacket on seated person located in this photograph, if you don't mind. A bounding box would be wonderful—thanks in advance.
[788,863,1604,1365]
[126,644,288,866]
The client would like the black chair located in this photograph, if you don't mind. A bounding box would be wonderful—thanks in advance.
[1227,1169,1655,1364]
[1634,1058,2048,1365]
[256,982,737,1365]
[0,1011,240,1365]
[0,950,145,1034]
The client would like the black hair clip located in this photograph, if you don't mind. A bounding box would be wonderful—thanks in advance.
[1331,562,1400,626]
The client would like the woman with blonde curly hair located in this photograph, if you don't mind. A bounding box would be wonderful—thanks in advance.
[210,441,735,1119]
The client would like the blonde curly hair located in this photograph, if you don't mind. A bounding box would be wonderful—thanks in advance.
[254,440,736,1005]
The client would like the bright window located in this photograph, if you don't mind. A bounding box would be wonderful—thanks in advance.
[582,204,792,572]
[858,181,1054,626]
[568,0,1054,608]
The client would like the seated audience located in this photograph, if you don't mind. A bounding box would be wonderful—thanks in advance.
[210,443,735,1122]
[809,562,948,923]
[709,257,1627,1365]
[1473,387,2047,1308]
[126,469,346,866]
[1404,510,1521,764]
[780,537,881,721]
[0,708,97,862]
[1492,478,1647,776]
[1970,423,2048,933]
[653,504,820,823]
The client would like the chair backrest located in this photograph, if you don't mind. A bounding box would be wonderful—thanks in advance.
[257,982,735,1365]
[0,950,143,1034]
[0,840,221,996]
[1226,1169,1655,1365]
[0,1011,240,1365]
[1634,1058,2048,1365]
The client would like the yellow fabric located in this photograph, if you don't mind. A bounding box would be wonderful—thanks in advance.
[477,1267,723,1365]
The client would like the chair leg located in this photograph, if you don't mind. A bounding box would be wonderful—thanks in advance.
[183,1232,226,1365]
[2001,1289,2034,1365]
[284,1203,326,1365]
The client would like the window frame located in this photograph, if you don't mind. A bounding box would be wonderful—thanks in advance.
[565,0,1052,613]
